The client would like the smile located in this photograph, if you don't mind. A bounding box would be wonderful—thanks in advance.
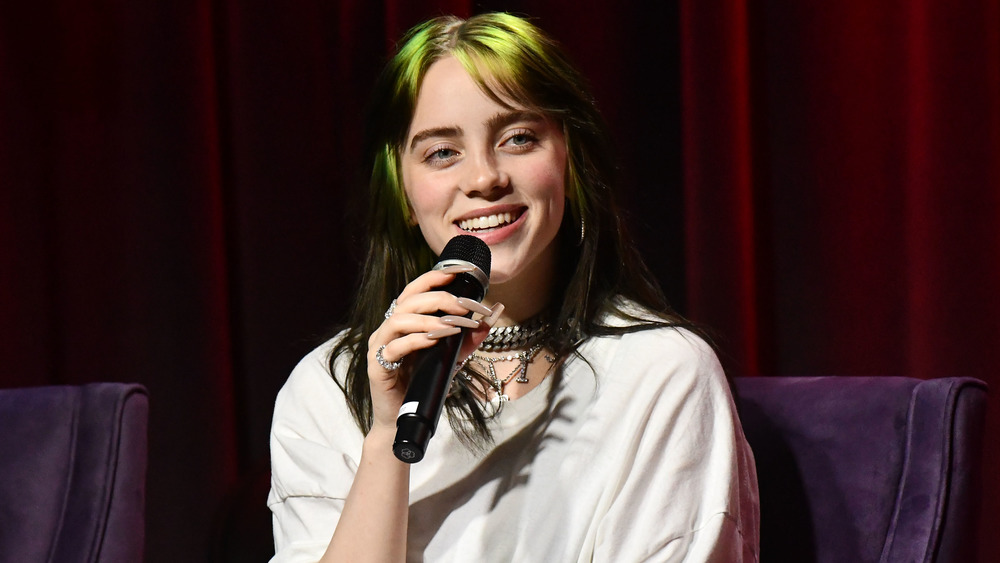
[457,210,522,232]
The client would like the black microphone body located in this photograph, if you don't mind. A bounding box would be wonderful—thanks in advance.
[393,235,490,463]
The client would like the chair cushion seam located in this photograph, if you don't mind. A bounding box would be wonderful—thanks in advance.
[880,379,961,563]
[86,384,133,562]
[45,388,82,563]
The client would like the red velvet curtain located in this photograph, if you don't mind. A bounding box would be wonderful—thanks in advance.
[682,0,1000,558]
[2,1,997,561]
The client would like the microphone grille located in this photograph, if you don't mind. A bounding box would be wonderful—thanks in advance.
[439,235,491,278]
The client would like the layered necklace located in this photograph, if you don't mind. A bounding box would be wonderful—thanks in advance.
[477,314,550,352]
[460,314,556,402]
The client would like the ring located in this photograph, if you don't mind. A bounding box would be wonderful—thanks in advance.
[384,299,397,320]
[376,344,403,371]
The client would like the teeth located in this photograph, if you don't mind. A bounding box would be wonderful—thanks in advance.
[459,212,515,232]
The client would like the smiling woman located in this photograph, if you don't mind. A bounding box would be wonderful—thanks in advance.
[402,56,567,299]
[401,57,567,401]
[267,12,759,563]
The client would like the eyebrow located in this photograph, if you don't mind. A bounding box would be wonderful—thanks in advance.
[407,110,545,152]
[408,126,463,152]
[486,110,545,133]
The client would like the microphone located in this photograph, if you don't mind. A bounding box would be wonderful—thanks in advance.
[393,235,491,463]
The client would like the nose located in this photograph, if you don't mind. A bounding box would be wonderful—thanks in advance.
[462,153,509,197]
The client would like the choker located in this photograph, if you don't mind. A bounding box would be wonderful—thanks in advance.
[479,314,551,352]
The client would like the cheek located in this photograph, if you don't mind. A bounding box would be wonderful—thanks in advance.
[526,157,568,209]
[540,144,568,197]
[401,167,432,225]
[401,172,453,254]
[404,180,441,223]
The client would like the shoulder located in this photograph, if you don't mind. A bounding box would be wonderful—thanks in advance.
[570,305,733,432]
[580,303,759,559]
[584,326,726,406]
[609,325,717,367]
[587,297,722,380]
[275,336,339,405]
[271,332,359,445]
[268,334,365,549]
[269,332,364,503]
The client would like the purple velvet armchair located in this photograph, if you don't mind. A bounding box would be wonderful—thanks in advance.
[0,383,149,562]
[733,376,987,562]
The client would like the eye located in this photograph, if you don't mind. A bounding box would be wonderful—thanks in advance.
[501,129,538,151]
[422,145,460,165]
[430,148,457,160]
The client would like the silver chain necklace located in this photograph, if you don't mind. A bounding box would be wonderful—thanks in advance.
[454,313,557,402]
[479,314,550,352]
[467,344,545,402]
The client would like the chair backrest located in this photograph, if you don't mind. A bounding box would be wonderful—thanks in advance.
[733,376,987,563]
[0,383,149,563]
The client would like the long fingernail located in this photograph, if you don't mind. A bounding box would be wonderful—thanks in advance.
[439,264,476,274]
[485,303,505,327]
[427,326,462,339]
[457,297,492,316]
[441,315,480,329]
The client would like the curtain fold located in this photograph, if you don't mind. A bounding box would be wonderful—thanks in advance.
[681,0,1000,558]
[680,0,768,375]
[1,2,241,560]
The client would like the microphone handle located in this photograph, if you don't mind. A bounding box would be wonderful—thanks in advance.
[393,331,465,463]
[392,272,484,463]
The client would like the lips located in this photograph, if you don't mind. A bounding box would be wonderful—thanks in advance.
[457,208,524,232]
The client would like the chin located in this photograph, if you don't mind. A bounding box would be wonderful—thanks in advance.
[484,255,536,288]
[485,269,515,286]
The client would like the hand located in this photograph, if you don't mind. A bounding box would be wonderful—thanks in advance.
[366,265,503,430]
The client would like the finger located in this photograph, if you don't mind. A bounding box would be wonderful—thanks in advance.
[438,264,476,275]
[440,315,480,329]
[372,307,492,374]
[371,329,467,376]
[426,326,462,339]
[370,342,405,375]
[456,297,494,317]
[371,297,489,370]
[396,266,473,303]
[458,302,504,360]
[426,304,498,353]
[486,303,504,325]
[377,311,466,340]
[392,291,482,319]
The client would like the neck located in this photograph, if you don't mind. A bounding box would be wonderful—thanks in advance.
[483,245,557,326]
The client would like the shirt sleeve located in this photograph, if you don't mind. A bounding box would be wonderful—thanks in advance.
[648,512,751,562]
[591,329,760,562]
[267,340,365,563]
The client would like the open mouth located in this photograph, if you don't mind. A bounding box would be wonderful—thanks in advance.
[457,209,524,233]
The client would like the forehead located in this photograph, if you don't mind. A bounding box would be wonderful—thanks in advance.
[407,56,527,135]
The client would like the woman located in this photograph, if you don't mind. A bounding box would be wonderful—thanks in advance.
[269,13,759,562]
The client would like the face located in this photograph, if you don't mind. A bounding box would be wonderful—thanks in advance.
[401,56,567,290]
